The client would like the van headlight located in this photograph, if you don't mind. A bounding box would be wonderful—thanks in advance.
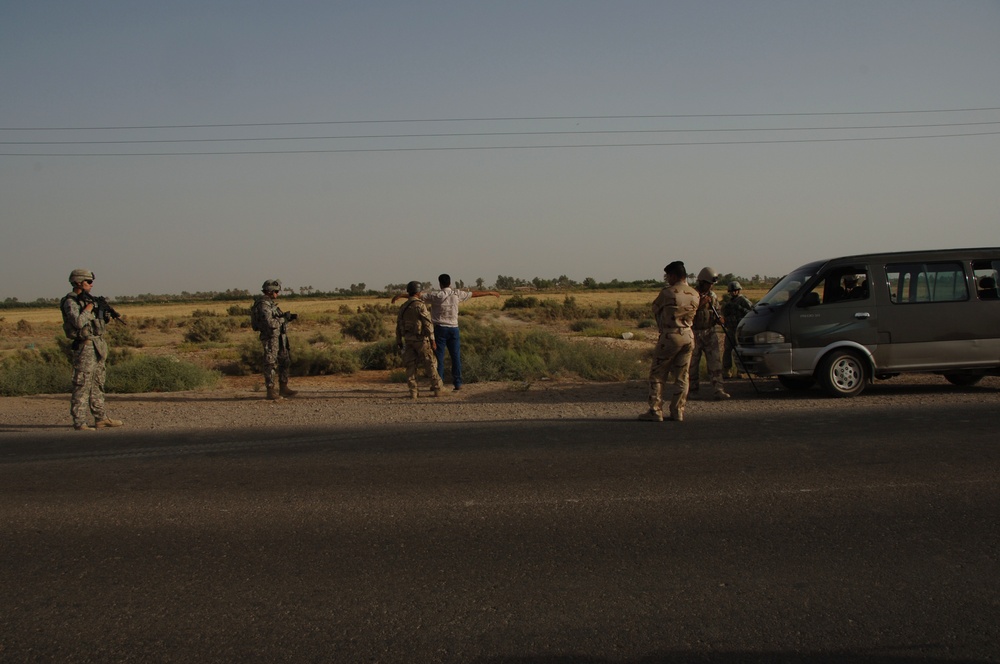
[754,331,785,345]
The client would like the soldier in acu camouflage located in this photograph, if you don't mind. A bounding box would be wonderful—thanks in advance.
[60,269,124,430]
[254,279,297,401]
[396,281,444,399]
[638,261,700,422]
[722,281,753,378]
[688,267,730,400]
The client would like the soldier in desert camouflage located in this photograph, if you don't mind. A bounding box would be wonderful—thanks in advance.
[688,267,731,400]
[395,281,444,399]
[638,261,700,422]
[60,268,124,431]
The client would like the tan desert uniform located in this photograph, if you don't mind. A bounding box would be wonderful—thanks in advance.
[689,289,728,397]
[396,296,444,398]
[646,281,700,420]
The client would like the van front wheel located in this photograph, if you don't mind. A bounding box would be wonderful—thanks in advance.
[818,350,868,398]
[943,373,983,387]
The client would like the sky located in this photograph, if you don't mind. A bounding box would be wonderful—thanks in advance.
[2,1,999,301]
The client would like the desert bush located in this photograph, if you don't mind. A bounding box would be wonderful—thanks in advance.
[106,323,144,348]
[184,316,235,343]
[232,338,359,377]
[356,339,404,370]
[502,294,539,310]
[569,319,600,333]
[14,319,33,336]
[227,304,251,317]
[105,355,219,393]
[0,348,72,396]
[292,344,359,376]
[339,312,387,342]
[191,309,219,317]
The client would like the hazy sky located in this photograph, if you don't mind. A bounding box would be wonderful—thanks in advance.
[2,1,999,301]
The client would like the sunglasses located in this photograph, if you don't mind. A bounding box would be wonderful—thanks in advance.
[83,280,94,285]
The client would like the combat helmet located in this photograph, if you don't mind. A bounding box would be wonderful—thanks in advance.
[728,281,742,293]
[262,279,282,293]
[697,267,720,284]
[406,281,421,296]
[69,268,95,285]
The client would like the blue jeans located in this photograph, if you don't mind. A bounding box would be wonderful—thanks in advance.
[434,324,462,388]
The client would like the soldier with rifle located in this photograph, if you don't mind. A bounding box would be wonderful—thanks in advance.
[688,267,731,400]
[251,279,298,401]
[60,268,124,431]
[395,281,444,399]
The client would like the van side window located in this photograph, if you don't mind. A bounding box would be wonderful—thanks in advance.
[886,262,968,304]
[808,267,870,304]
[972,260,1000,301]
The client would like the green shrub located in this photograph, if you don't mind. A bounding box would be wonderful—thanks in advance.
[502,294,539,310]
[291,344,359,376]
[0,349,72,396]
[232,338,359,376]
[106,323,144,348]
[569,319,600,333]
[339,312,387,342]
[227,304,251,317]
[356,339,404,370]
[105,355,219,393]
[184,316,235,343]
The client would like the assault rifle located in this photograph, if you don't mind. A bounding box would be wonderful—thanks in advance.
[709,299,758,395]
[79,293,126,325]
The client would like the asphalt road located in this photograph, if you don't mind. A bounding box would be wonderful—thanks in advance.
[1,395,998,663]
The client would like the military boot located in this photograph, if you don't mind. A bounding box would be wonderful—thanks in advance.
[638,409,664,422]
[95,418,124,428]
[279,382,298,398]
[74,424,96,431]
[409,389,419,400]
[266,386,284,401]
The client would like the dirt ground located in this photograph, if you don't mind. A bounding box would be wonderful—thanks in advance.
[2,372,998,438]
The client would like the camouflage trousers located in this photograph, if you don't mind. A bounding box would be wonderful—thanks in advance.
[689,328,725,394]
[261,335,290,389]
[403,340,443,395]
[647,329,694,419]
[71,339,108,427]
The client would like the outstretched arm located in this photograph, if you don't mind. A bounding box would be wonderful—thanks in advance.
[469,290,500,298]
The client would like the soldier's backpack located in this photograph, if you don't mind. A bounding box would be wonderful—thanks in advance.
[249,298,266,333]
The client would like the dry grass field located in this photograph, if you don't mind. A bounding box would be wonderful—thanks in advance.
[0,286,770,380]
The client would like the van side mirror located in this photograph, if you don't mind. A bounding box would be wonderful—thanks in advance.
[798,292,821,308]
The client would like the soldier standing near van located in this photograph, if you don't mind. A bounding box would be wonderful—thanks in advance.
[688,267,731,400]
[252,279,297,401]
[60,269,124,431]
[722,281,753,379]
[395,281,444,399]
[638,261,700,422]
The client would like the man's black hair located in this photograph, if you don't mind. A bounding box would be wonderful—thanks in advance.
[438,274,451,288]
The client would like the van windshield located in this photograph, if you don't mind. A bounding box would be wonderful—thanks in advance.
[757,267,816,307]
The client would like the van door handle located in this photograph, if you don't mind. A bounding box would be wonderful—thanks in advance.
[854,312,871,320]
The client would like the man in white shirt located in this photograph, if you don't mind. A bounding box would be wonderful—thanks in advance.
[418,274,499,391]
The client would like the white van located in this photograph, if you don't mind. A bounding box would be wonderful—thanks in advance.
[735,248,1000,397]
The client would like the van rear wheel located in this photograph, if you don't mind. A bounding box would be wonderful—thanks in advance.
[818,350,868,398]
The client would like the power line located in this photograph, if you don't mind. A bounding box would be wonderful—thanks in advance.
[2,106,1000,132]
[4,120,1000,146]
[4,130,999,156]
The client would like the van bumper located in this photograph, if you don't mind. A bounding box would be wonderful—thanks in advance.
[737,344,795,377]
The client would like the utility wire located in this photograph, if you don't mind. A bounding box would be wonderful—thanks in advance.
[4,120,1000,146]
[2,106,1000,131]
[4,130,1000,156]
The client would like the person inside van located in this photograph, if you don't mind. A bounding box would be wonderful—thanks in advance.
[842,275,865,300]
[978,276,999,300]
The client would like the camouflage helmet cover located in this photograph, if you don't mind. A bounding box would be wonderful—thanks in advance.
[262,279,282,293]
[728,281,742,292]
[406,281,421,296]
[697,266,720,284]
[69,268,95,285]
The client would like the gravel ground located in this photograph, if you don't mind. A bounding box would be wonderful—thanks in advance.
[1,373,998,438]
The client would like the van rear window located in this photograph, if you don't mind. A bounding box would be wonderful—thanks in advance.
[886,262,968,304]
